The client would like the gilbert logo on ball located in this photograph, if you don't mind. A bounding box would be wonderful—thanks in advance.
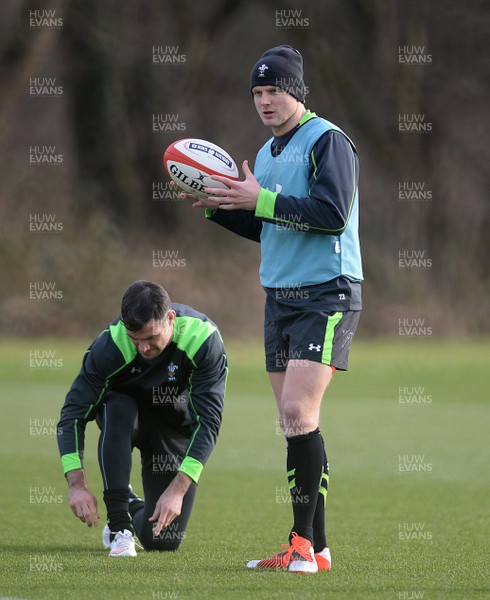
[163,138,239,197]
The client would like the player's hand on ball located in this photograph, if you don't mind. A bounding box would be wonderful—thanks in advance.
[204,160,261,211]
[181,160,260,210]
[68,486,99,527]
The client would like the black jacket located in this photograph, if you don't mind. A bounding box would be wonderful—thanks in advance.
[57,303,227,483]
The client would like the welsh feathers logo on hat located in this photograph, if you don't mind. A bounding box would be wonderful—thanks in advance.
[257,64,269,77]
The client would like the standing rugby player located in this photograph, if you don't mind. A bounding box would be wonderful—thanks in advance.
[57,280,227,557]
[186,45,362,573]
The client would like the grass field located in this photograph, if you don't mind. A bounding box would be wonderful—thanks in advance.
[0,337,488,600]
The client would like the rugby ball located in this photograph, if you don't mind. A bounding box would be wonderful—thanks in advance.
[163,138,239,197]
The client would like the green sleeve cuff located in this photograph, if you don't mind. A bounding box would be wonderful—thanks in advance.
[179,456,204,484]
[255,188,278,220]
[205,208,216,219]
[61,452,82,474]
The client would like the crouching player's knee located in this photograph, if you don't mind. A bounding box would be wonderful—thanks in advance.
[138,524,186,552]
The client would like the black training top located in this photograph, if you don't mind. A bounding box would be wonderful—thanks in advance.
[57,303,227,483]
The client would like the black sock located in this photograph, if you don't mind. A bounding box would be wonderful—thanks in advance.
[128,496,145,515]
[312,441,329,552]
[286,427,324,544]
[103,488,133,537]
[128,495,145,536]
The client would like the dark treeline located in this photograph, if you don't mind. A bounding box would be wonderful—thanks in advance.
[0,0,488,338]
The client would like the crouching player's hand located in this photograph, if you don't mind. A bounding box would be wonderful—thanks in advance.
[66,468,99,527]
[149,472,192,536]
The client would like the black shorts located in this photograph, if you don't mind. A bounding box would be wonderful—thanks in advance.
[132,399,191,474]
[264,280,361,372]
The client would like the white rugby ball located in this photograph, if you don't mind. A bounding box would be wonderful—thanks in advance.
[163,138,239,197]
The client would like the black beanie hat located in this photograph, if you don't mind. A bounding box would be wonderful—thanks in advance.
[250,44,307,102]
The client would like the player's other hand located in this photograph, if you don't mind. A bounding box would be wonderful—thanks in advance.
[177,185,229,210]
[148,487,184,536]
[168,180,216,208]
[68,486,99,527]
[66,468,99,527]
[148,472,191,535]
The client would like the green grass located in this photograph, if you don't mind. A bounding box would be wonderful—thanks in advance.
[0,338,488,599]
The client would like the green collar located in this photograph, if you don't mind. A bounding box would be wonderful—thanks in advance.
[299,109,317,126]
